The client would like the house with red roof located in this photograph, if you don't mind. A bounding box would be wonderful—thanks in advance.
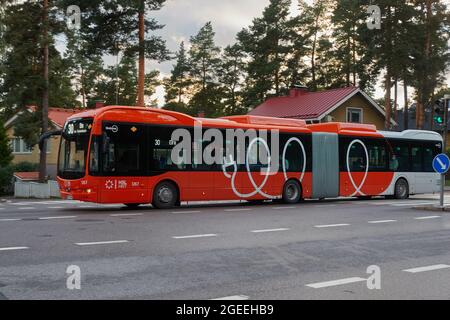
[248,86,396,130]
[4,106,81,178]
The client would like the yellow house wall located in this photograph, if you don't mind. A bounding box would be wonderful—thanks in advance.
[326,94,386,130]
[6,126,60,166]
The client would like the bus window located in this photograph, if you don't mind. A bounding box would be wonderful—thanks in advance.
[348,143,367,171]
[389,141,409,172]
[368,141,387,171]
[102,123,145,176]
[150,126,186,171]
[411,145,423,172]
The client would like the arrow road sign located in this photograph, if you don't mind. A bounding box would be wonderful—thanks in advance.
[433,154,450,174]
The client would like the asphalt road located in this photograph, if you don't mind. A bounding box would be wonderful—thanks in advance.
[0,194,449,300]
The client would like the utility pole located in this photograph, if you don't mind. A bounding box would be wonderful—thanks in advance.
[39,0,49,182]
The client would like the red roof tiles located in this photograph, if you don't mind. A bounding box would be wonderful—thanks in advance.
[248,86,360,119]
[28,106,81,128]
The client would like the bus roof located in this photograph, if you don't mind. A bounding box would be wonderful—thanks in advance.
[67,106,443,141]
[67,106,312,133]
[379,130,443,141]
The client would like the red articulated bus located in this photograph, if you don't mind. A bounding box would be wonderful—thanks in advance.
[49,106,442,209]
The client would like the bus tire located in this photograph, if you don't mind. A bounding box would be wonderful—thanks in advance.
[152,181,178,209]
[282,180,302,204]
[394,178,409,200]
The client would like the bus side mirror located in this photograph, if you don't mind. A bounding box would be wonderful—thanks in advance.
[39,130,62,151]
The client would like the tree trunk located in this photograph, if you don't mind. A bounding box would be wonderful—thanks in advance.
[352,24,356,86]
[385,73,391,131]
[403,80,408,130]
[39,0,49,183]
[394,79,398,122]
[136,0,145,107]
[311,15,320,91]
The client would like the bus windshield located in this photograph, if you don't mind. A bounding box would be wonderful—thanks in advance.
[58,119,93,180]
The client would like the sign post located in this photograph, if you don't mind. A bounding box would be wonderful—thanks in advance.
[433,153,450,209]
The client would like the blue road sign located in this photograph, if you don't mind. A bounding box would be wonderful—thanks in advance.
[433,153,450,174]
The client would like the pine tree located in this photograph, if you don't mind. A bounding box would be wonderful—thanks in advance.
[65,30,104,108]
[0,118,12,168]
[61,0,169,106]
[218,44,246,115]
[238,0,293,109]
[410,0,449,129]
[164,42,193,107]
[188,22,222,116]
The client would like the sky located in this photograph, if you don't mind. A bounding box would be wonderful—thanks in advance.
[105,0,449,107]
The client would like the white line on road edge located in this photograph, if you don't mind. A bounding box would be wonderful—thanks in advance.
[306,277,366,289]
[251,228,290,233]
[172,234,217,239]
[18,207,35,210]
[0,218,21,222]
[224,208,253,212]
[314,204,337,207]
[75,240,129,246]
[39,216,77,220]
[414,215,441,220]
[0,246,29,252]
[391,202,435,207]
[314,223,350,228]
[211,295,250,300]
[403,264,450,273]
[273,206,296,209]
[48,206,64,209]
[368,220,397,224]
[171,210,201,214]
[110,213,143,217]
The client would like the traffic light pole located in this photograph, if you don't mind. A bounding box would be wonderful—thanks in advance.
[441,95,450,209]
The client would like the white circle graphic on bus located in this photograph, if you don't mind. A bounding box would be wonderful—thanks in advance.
[346,139,369,196]
[222,137,306,199]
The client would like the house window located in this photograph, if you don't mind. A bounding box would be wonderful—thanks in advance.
[347,107,363,123]
[11,138,33,154]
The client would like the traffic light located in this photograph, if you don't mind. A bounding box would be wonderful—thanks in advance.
[434,99,445,125]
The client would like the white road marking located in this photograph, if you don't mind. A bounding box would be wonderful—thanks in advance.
[403,264,450,273]
[171,210,201,214]
[391,202,435,207]
[172,234,217,239]
[306,277,366,289]
[273,206,296,209]
[251,228,290,233]
[75,240,129,246]
[414,215,441,220]
[48,206,64,209]
[0,246,29,252]
[0,218,21,222]
[110,213,143,217]
[39,216,77,220]
[79,205,96,208]
[314,223,350,228]
[18,207,35,210]
[314,204,337,207]
[224,208,252,212]
[368,219,397,224]
[211,295,250,300]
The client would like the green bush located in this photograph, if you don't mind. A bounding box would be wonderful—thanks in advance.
[0,166,14,195]
[12,161,39,172]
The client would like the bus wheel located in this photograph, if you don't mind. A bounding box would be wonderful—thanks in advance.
[394,179,409,199]
[282,180,301,204]
[152,181,178,209]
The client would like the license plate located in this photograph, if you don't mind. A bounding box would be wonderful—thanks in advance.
[67,195,73,200]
